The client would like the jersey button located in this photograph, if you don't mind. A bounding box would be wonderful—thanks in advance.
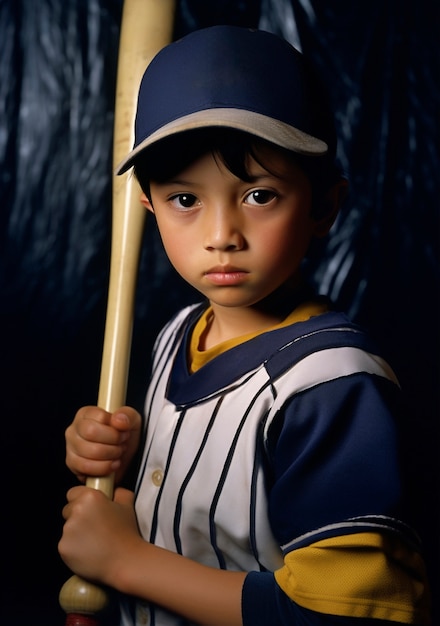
[151,469,164,486]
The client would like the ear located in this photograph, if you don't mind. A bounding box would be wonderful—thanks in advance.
[313,178,348,238]
[140,192,155,214]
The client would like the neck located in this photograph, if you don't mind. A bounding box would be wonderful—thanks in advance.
[205,279,310,348]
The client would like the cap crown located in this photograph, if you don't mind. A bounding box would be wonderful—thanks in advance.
[116,25,336,174]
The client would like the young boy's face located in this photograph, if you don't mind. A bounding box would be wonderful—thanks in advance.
[142,142,326,314]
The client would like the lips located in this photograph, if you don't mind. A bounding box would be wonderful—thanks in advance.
[204,265,249,286]
[205,264,246,274]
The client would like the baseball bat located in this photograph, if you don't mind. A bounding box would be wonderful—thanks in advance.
[59,1,176,623]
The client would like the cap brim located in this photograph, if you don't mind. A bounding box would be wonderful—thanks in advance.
[115,108,328,175]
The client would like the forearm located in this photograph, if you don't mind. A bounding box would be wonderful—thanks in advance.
[112,539,246,626]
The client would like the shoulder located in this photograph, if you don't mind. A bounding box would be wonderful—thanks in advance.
[265,310,397,382]
[262,311,400,444]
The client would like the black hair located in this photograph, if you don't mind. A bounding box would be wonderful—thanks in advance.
[133,128,342,219]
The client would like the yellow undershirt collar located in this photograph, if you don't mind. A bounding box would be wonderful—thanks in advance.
[189,299,329,373]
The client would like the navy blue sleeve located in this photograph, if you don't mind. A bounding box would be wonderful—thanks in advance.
[240,373,418,626]
[267,372,404,547]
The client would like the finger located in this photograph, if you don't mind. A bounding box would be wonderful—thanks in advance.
[110,406,142,434]
[67,449,124,478]
[113,487,135,506]
[78,407,129,445]
[61,486,87,519]
[66,485,89,502]
[65,428,127,479]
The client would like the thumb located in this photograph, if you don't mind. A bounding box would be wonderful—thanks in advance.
[110,406,142,434]
[113,487,135,507]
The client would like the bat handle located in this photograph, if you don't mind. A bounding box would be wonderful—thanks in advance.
[59,0,176,623]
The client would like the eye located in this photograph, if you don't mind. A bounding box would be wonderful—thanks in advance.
[169,193,199,210]
[244,189,277,206]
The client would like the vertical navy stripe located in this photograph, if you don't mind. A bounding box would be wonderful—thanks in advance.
[173,397,224,554]
[249,410,272,571]
[208,382,273,568]
[149,410,186,543]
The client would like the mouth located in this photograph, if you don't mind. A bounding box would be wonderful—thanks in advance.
[204,265,249,286]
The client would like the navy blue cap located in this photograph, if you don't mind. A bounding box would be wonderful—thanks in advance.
[116,25,335,174]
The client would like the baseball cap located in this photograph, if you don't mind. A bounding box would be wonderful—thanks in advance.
[115,25,336,175]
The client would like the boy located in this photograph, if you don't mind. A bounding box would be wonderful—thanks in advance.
[59,26,431,625]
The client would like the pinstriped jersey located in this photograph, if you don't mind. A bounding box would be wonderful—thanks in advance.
[121,303,430,626]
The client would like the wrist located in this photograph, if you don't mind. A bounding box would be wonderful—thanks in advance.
[105,535,148,593]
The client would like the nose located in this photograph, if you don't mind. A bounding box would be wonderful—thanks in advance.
[204,206,245,252]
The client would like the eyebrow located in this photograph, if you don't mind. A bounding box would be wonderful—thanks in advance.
[152,164,287,187]
[156,174,279,188]
[154,178,197,187]
[245,171,288,184]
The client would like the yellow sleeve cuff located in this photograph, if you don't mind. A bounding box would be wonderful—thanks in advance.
[274,532,431,624]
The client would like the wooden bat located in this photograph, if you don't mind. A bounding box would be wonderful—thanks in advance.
[59,0,176,623]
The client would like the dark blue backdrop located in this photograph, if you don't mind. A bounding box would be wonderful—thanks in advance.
[1,1,438,623]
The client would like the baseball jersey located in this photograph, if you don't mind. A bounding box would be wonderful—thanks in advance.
[119,301,430,626]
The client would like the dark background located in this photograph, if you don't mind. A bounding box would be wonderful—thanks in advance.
[1,1,438,624]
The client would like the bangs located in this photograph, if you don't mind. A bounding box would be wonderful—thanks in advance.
[133,128,269,188]
[133,127,342,218]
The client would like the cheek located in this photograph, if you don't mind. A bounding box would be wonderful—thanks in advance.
[254,217,313,267]
[156,225,196,277]
[160,232,184,264]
